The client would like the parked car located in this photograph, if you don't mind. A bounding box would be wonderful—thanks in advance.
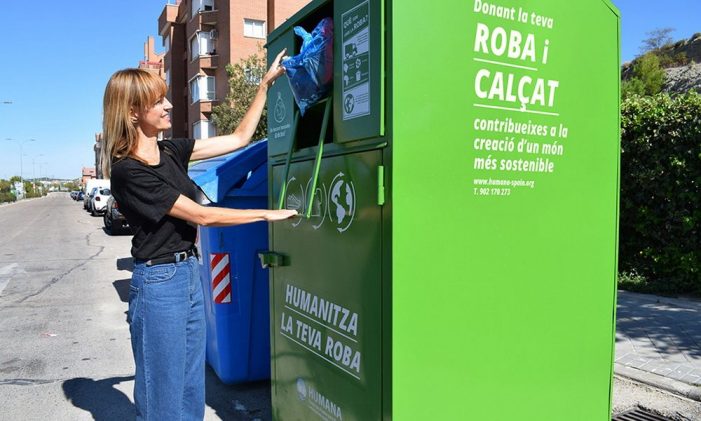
[90,188,111,216]
[83,179,110,210]
[103,196,133,235]
[70,191,80,200]
[76,191,84,201]
[84,187,97,211]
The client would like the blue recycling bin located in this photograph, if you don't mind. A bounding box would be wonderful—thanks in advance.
[188,140,270,384]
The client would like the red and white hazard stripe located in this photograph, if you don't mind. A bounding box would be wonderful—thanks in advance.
[210,253,232,304]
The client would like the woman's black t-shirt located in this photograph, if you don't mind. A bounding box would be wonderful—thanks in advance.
[110,138,198,260]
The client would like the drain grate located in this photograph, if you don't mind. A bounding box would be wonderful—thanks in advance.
[612,407,675,421]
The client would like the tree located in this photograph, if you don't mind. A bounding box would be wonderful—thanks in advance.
[0,179,16,203]
[212,52,268,141]
[634,53,665,95]
[64,181,80,192]
[23,181,38,198]
[9,176,21,184]
[0,179,12,192]
[621,78,645,99]
[640,27,674,54]
[622,53,665,99]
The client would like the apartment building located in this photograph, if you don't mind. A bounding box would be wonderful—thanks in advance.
[158,0,309,139]
[81,167,96,189]
[138,36,166,78]
[93,133,103,179]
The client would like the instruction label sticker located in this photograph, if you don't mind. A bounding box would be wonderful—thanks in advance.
[342,1,371,120]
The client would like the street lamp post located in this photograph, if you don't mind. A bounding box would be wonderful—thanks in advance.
[18,139,35,185]
[31,154,45,195]
[32,154,44,181]
[3,137,36,187]
[38,162,49,181]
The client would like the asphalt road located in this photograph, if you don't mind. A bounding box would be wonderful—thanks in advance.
[0,194,698,420]
[0,194,270,421]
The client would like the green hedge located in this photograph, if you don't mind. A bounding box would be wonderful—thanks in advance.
[0,192,16,203]
[620,93,701,294]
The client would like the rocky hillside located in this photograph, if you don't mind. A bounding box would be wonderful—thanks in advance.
[664,62,701,93]
[622,33,701,93]
[662,33,701,93]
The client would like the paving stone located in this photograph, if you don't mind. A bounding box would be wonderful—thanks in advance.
[616,291,701,388]
[680,374,701,385]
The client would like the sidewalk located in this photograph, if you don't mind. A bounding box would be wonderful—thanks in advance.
[615,290,701,401]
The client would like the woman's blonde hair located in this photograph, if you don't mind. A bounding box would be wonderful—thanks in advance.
[101,69,167,178]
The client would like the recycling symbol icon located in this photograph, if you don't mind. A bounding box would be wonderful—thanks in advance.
[274,92,286,123]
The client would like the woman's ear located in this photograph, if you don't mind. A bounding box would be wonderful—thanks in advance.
[129,108,139,123]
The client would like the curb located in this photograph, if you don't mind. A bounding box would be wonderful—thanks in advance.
[614,363,701,402]
[617,290,701,311]
[0,196,46,207]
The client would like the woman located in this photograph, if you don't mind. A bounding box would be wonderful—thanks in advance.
[101,49,296,420]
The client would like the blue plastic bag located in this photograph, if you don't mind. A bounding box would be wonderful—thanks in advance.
[281,17,334,115]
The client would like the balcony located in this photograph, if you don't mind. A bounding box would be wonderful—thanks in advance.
[187,9,219,36]
[198,55,218,69]
[158,4,179,36]
[189,55,218,75]
[189,99,218,117]
[200,9,218,25]
[139,60,163,71]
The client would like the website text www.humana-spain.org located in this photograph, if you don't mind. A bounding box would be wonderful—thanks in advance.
[473,178,535,189]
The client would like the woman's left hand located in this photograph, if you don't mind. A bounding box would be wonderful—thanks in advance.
[261,49,288,89]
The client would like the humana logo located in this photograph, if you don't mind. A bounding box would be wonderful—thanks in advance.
[309,386,343,420]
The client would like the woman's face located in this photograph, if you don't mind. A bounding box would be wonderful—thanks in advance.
[137,97,172,134]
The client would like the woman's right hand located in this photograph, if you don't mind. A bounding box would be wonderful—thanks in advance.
[264,209,298,221]
[261,49,288,89]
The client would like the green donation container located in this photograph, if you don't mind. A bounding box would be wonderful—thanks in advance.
[262,0,621,419]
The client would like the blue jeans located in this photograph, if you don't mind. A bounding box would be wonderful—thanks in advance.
[128,256,206,421]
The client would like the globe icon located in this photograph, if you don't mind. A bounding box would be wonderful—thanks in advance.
[331,179,354,224]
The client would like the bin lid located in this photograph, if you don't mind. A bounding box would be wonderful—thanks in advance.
[188,139,267,203]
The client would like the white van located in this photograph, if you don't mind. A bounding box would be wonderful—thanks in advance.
[83,179,110,211]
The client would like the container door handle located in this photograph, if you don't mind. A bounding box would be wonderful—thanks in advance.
[277,110,300,210]
[258,251,288,268]
[305,96,332,219]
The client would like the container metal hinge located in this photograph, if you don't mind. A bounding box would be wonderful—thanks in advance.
[377,165,385,206]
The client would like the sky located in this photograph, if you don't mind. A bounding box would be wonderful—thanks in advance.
[0,1,166,180]
[1,1,700,180]
[612,0,701,63]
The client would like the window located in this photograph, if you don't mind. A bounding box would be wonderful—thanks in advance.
[193,119,217,139]
[190,31,216,60]
[165,70,170,87]
[189,75,216,103]
[191,0,214,16]
[163,34,170,53]
[243,19,266,39]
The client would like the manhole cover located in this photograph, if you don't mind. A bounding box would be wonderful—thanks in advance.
[612,407,675,421]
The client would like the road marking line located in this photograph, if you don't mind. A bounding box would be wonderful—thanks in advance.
[0,263,18,276]
[0,263,19,295]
